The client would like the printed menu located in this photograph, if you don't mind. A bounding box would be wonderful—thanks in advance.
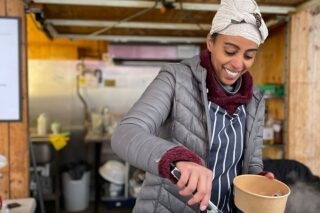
[0,18,20,121]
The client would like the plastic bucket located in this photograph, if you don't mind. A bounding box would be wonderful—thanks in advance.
[62,171,91,212]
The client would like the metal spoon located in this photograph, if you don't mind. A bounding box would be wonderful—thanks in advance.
[170,164,223,213]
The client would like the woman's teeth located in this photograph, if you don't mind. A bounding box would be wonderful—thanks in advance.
[225,68,238,77]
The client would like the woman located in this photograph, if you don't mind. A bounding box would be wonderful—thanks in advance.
[111,0,274,212]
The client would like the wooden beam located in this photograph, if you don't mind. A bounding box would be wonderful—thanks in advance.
[0,0,29,199]
[54,34,206,43]
[288,9,320,176]
[7,0,29,199]
[296,0,320,12]
[0,124,10,199]
[32,0,296,14]
[46,19,211,31]
[0,0,10,200]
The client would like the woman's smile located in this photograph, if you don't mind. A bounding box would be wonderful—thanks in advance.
[224,67,241,79]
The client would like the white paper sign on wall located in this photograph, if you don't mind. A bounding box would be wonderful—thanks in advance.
[0,17,21,121]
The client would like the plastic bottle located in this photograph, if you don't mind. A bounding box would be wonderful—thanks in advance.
[263,107,274,145]
[273,120,283,144]
[37,113,48,135]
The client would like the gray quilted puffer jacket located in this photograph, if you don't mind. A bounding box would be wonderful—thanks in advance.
[111,55,265,213]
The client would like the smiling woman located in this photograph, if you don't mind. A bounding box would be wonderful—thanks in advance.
[111,0,275,213]
[207,34,259,86]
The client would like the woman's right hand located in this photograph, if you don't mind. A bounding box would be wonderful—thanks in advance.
[175,161,213,211]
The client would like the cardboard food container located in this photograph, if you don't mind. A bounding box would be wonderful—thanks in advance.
[233,175,290,213]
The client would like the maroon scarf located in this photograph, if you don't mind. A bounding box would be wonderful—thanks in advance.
[200,49,253,115]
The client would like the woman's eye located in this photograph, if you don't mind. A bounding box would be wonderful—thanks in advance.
[244,54,255,60]
[225,51,235,56]
[244,55,253,60]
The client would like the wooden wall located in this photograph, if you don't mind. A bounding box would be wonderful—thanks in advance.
[250,26,286,159]
[287,7,320,176]
[27,14,108,60]
[0,0,29,199]
[251,26,286,121]
[251,26,286,86]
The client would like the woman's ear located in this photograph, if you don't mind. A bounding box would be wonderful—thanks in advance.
[206,34,213,52]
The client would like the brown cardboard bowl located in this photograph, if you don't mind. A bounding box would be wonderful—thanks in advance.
[233,175,290,213]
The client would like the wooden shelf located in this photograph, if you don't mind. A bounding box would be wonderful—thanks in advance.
[262,144,284,148]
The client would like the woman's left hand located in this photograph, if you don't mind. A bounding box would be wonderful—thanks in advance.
[259,171,275,179]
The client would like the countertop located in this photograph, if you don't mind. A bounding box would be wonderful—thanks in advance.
[2,198,36,213]
[84,131,112,143]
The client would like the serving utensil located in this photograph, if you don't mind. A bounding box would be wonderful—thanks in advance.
[170,164,223,213]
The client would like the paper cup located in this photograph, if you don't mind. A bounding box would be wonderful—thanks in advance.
[233,175,290,213]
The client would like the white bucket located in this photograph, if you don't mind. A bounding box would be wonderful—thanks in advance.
[62,171,91,212]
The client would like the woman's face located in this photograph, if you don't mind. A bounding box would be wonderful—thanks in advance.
[207,34,259,86]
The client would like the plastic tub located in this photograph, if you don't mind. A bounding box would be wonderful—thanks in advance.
[62,171,91,212]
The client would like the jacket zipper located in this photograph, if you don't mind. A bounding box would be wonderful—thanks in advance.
[200,68,212,168]
[242,93,264,174]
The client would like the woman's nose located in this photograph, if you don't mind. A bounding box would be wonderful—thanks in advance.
[230,56,244,71]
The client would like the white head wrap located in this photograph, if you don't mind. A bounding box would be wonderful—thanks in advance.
[210,0,268,45]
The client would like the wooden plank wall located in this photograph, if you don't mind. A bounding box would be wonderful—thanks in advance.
[251,27,285,86]
[0,0,29,198]
[288,7,320,176]
[250,26,286,159]
[251,26,286,121]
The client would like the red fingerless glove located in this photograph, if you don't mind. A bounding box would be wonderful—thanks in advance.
[158,146,203,183]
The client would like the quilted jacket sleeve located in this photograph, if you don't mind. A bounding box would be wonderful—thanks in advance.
[248,91,265,174]
[111,65,180,176]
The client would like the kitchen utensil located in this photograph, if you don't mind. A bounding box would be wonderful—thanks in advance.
[170,164,223,213]
[32,143,52,164]
[233,174,290,213]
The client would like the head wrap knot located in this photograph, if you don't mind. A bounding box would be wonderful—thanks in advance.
[210,0,268,45]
